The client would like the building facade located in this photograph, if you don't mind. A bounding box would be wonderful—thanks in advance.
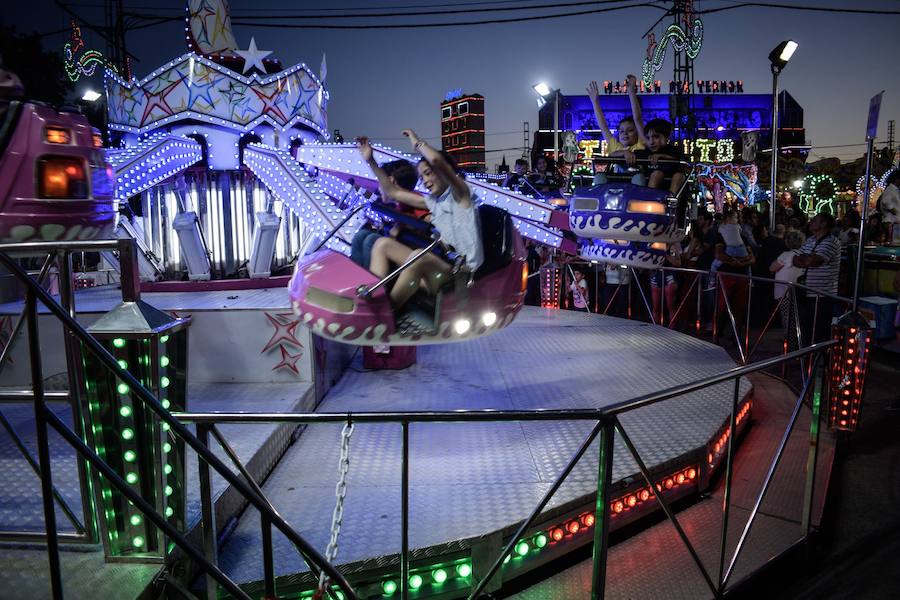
[441,93,486,172]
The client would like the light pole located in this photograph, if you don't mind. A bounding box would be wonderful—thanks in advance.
[767,40,798,232]
[533,82,560,164]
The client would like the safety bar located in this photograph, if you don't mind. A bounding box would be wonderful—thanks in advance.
[357,235,442,298]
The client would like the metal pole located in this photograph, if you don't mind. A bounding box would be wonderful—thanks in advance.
[717,378,742,591]
[801,357,826,535]
[769,67,780,233]
[401,422,409,600]
[57,250,98,545]
[852,137,875,312]
[26,288,64,599]
[262,516,276,600]
[590,420,614,599]
[554,90,560,165]
[197,424,219,600]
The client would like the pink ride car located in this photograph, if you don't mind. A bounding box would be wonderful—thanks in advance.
[0,95,116,243]
[289,204,528,345]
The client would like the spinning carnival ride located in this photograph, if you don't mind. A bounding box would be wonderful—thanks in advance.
[1,0,690,343]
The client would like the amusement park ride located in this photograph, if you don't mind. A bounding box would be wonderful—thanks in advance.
[0,2,882,600]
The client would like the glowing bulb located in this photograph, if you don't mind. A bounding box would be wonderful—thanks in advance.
[481,312,497,327]
[454,319,471,335]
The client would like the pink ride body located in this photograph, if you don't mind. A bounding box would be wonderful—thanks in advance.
[0,103,116,243]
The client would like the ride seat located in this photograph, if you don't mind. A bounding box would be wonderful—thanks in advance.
[473,204,514,280]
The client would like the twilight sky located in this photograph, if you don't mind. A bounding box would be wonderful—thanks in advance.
[7,0,900,169]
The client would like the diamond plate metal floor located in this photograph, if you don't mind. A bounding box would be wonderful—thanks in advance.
[215,307,751,585]
[509,371,836,600]
[0,381,312,600]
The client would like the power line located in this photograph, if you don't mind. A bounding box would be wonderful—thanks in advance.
[205,0,646,20]
[697,2,900,16]
[229,1,662,29]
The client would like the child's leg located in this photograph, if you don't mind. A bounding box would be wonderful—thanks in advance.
[668,172,685,196]
[648,169,665,189]
[369,236,415,278]
[390,251,451,307]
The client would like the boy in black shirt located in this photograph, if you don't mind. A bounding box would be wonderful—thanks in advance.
[635,118,686,196]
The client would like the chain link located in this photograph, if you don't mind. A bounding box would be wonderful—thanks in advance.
[316,420,354,598]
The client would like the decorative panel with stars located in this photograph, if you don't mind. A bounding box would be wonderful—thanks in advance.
[105,53,327,137]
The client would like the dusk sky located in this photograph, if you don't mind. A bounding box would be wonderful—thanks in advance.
[7,0,900,170]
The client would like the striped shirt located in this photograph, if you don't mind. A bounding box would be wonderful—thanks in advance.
[798,234,841,296]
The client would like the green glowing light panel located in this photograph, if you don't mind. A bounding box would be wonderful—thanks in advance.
[83,301,190,561]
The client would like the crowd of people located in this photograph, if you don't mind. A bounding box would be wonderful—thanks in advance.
[540,202,869,348]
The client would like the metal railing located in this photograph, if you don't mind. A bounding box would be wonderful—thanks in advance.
[0,239,846,599]
[169,338,836,600]
[0,243,356,600]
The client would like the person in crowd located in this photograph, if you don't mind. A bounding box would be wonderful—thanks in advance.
[880,170,900,243]
[527,155,561,196]
[713,215,755,339]
[586,76,646,185]
[569,268,589,312]
[865,212,886,245]
[357,131,483,311]
[741,207,761,251]
[792,212,841,345]
[638,118,686,196]
[837,209,861,246]
[601,263,631,317]
[760,222,787,271]
[350,159,421,269]
[650,244,682,326]
[770,230,806,348]
[502,158,529,191]
[707,211,747,288]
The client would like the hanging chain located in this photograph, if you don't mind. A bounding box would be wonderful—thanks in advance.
[315,419,354,599]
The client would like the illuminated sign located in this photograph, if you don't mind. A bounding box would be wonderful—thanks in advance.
[578,137,734,164]
[603,79,744,95]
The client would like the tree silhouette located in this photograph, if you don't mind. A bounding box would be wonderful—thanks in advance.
[0,24,73,106]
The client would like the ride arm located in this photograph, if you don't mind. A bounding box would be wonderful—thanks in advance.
[358,137,427,210]
[626,74,649,146]
[404,129,472,209]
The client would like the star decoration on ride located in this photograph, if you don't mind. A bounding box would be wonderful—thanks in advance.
[252,85,288,124]
[175,66,221,112]
[262,311,302,353]
[139,76,181,127]
[272,344,303,375]
[290,79,318,120]
[235,37,272,75]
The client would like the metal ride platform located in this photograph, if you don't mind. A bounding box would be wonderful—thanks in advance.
[210,307,752,596]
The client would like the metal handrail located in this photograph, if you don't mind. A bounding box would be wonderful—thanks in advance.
[0,250,358,600]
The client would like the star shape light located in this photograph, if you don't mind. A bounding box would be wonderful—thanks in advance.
[252,85,288,124]
[272,344,303,375]
[235,37,272,75]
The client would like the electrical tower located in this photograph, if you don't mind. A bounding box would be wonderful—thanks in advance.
[670,0,696,141]
[523,121,530,160]
[887,119,895,152]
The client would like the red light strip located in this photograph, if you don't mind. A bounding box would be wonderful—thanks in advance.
[707,400,752,466]
[442,114,485,121]
[442,129,486,137]
[609,465,698,517]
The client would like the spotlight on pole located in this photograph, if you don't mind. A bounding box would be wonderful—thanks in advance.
[532,82,551,98]
[768,40,798,72]
[793,179,804,189]
[767,40,798,233]
[82,89,102,102]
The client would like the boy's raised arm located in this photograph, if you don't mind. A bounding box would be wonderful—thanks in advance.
[626,74,649,145]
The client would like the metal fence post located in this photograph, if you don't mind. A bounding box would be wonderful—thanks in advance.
[26,288,64,598]
[801,353,827,535]
[591,420,614,599]
[197,424,218,600]
[401,421,410,600]
[717,378,742,591]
